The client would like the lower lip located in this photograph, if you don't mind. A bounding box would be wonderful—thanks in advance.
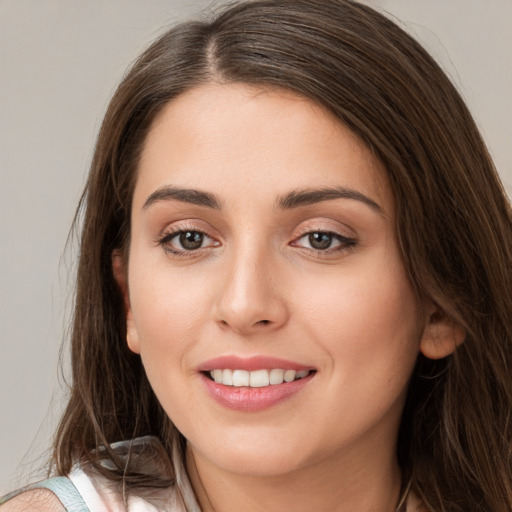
[201,373,315,412]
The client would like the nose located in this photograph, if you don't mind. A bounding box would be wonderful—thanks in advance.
[214,247,289,335]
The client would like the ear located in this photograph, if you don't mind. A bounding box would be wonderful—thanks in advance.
[112,250,140,354]
[419,304,466,360]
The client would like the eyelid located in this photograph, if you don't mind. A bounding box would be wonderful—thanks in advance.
[290,220,358,255]
[293,218,356,239]
[156,219,218,241]
[291,230,357,251]
[156,221,221,256]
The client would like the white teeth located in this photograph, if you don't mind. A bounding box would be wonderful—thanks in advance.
[232,370,250,387]
[249,369,270,387]
[284,369,296,382]
[208,368,311,387]
[269,369,285,385]
[222,369,233,385]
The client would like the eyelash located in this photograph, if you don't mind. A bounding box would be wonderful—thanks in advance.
[157,226,357,258]
[157,225,219,257]
[291,230,357,255]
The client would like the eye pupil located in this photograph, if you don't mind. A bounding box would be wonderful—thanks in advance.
[309,232,332,250]
[179,231,203,250]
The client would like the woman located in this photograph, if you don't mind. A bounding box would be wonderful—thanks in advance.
[2,0,511,510]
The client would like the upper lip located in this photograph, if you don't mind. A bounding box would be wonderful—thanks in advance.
[197,355,314,372]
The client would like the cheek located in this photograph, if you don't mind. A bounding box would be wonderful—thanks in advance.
[296,253,422,372]
[128,265,211,370]
[127,269,212,423]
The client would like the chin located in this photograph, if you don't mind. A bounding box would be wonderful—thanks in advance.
[190,439,312,478]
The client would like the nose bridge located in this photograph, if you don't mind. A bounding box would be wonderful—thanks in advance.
[214,236,287,333]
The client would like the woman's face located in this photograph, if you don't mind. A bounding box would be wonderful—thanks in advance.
[120,83,428,477]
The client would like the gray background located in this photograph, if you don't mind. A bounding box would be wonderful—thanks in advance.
[1,0,511,494]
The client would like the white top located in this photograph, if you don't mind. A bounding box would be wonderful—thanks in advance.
[66,437,201,512]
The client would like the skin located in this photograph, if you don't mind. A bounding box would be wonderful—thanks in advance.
[0,490,65,512]
[115,83,458,512]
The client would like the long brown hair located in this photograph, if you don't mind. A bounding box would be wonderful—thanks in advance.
[53,1,512,509]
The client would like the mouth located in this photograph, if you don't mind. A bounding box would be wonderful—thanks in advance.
[198,357,316,411]
[204,368,314,387]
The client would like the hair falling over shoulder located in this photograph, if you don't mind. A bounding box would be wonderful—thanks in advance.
[51,1,512,510]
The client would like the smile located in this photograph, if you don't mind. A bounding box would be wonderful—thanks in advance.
[208,369,312,387]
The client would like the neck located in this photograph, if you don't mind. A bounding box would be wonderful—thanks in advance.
[185,442,403,512]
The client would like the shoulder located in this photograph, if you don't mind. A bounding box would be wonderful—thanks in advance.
[0,488,65,512]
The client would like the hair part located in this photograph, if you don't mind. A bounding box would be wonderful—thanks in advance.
[53,1,512,510]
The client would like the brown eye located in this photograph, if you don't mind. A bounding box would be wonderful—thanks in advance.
[158,228,219,255]
[308,232,333,250]
[292,230,357,254]
[179,231,204,250]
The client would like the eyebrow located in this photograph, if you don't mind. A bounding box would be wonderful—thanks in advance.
[143,186,222,210]
[142,185,383,215]
[276,187,384,214]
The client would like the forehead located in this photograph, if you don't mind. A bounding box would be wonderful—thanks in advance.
[134,82,391,212]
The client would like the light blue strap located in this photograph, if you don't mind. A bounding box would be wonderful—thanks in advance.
[0,476,89,512]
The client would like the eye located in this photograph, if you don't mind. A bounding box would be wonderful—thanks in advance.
[158,228,219,255]
[177,231,206,250]
[307,232,335,250]
[292,231,356,253]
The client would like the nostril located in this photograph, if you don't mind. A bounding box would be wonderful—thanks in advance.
[257,319,271,326]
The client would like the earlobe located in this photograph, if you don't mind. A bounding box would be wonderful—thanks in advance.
[419,306,466,360]
[125,321,141,355]
[112,250,140,355]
